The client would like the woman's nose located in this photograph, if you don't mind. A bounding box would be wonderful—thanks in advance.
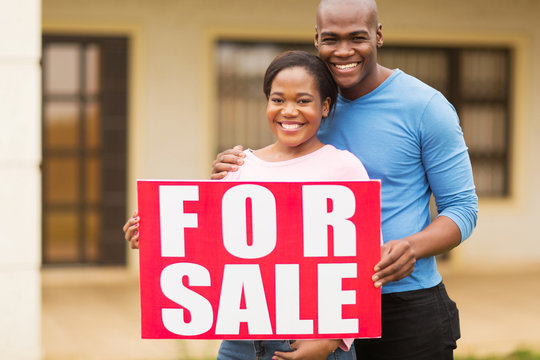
[282,102,297,116]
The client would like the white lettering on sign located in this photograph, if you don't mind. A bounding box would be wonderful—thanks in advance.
[222,184,277,259]
[215,264,272,335]
[161,263,213,336]
[275,264,313,334]
[159,185,199,257]
[318,263,358,334]
[302,185,357,257]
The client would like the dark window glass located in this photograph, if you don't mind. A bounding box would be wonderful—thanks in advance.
[42,35,128,265]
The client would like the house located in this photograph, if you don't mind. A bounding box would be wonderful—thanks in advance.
[1,0,539,358]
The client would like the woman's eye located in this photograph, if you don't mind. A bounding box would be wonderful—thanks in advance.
[271,98,283,103]
[298,99,312,104]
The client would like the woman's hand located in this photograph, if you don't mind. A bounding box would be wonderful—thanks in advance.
[123,210,140,249]
[272,339,342,360]
[211,145,246,180]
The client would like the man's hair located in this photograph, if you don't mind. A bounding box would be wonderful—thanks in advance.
[317,0,379,29]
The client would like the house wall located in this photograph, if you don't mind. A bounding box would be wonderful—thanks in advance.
[42,0,540,270]
[0,0,42,358]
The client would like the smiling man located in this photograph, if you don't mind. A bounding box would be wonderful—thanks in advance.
[212,0,478,359]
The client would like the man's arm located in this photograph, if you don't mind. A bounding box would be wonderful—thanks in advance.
[372,93,478,288]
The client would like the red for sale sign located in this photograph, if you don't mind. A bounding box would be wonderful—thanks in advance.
[137,180,381,340]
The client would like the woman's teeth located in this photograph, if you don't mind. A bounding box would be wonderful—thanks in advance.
[281,123,302,129]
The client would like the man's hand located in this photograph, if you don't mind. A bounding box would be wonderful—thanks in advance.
[372,239,416,288]
[371,215,462,288]
[211,145,246,180]
[272,339,342,360]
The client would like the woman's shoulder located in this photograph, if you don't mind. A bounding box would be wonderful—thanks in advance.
[320,144,360,162]
[318,145,370,180]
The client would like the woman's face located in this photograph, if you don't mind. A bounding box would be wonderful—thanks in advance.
[266,66,330,152]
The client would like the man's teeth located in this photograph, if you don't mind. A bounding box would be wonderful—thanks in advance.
[281,123,302,129]
[335,63,358,69]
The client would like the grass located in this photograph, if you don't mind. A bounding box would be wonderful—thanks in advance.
[456,349,540,360]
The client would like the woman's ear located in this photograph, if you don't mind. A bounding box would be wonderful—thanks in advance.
[322,97,331,118]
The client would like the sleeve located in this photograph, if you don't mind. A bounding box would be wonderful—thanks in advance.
[420,93,479,241]
[339,338,354,351]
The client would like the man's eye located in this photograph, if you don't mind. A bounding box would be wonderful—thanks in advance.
[321,38,336,44]
[352,36,367,42]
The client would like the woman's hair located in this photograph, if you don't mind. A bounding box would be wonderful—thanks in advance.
[263,50,338,116]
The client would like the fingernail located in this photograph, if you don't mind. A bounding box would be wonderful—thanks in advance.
[372,274,378,281]
[374,281,382,288]
[237,159,244,165]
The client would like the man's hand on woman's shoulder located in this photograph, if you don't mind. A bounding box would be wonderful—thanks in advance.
[211,145,246,180]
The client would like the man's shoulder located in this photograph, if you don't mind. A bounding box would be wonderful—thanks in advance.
[392,69,439,96]
[385,69,452,111]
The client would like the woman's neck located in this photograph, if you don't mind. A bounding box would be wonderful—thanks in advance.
[253,139,325,162]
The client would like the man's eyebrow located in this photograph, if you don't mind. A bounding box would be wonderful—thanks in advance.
[320,30,370,37]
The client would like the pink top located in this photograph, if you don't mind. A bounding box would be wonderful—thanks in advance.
[224,144,369,351]
[223,144,369,182]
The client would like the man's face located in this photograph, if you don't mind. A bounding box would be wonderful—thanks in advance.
[315,1,383,100]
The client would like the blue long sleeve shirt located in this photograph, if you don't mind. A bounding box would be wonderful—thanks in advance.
[318,69,478,293]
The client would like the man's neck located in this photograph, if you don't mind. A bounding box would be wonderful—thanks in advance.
[340,65,393,100]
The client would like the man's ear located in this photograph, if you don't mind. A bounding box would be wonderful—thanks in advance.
[314,26,320,49]
[376,23,384,48]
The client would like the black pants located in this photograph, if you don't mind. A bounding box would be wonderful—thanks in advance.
[355,282,460,360]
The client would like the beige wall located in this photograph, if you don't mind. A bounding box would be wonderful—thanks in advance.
[0,0,42,358]
[42,0,540,270]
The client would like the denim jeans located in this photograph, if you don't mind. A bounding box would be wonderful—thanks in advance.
[218,340,356,360]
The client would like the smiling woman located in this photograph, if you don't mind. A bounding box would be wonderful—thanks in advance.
[261,67,329,160]
[216,41,317,153]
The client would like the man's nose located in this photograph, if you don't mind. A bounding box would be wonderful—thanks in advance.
[334,41,354,57]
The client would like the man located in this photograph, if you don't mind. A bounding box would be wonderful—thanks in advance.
[214,0,478,359]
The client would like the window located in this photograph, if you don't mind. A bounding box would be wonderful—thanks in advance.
[216,41,511,197]
[379,46,511,197]
[42,35,128,265]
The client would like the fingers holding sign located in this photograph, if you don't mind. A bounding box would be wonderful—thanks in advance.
[372,239,416,288]
[272,339,342,360]
[123,209,140,249]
